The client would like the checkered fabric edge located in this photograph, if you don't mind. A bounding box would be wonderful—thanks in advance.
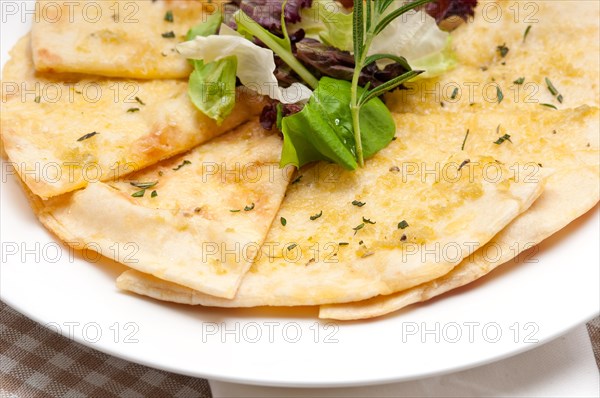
[0,301,212,398]
[586,316,600,369]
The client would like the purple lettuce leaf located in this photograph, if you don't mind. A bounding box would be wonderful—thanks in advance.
[239,0,312,34]
[260,101,303,131]
[328,1,478,24]
[425,0,478,23]
[294,39,410,88]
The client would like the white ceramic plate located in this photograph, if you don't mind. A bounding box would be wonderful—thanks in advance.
[1,8,599,388]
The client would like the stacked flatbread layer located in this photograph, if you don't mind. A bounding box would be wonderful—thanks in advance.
[1,0,274,299]
[1,35,262,198]
[1,0,598,320]
[322,0,600,319]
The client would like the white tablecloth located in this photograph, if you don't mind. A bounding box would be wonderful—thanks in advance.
[210,323,600,397]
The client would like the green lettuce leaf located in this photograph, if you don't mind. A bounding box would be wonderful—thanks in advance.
[184,10,238,124]
[186,11,222,40]
[410,36,457,79]
[368,7,449,66]
[188,57,237,125]
[294,1,353,52]
[280,77,396,170]
[295,2,455,78]
[179,24,313,104]
[316,1,353,52]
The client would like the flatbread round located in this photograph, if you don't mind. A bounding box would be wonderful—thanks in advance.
[1,35,261,198]
[31,0,228,79]
[117,119,547,306]
[321,106,599,319]
[26,120,291,299]
[320,0,600,319]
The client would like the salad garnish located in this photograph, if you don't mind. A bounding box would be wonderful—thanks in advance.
[178,0,477,169]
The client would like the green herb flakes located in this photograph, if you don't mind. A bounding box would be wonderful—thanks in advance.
[173,160,191,171]
[523,25,532,42]
[77,132,99,142]
[496,86,504,103]
[494,134,512,145]
[545,78,564,103]
[461,129,469,151]
[496,43,509,58]
[545,78,559,96]
[130,181,157,189]
[458,159,470,171]
[540,103,558,110]
[310,211,323,221]
[450,87,459,100]
[353,223,365,235]
[398,220,409,229]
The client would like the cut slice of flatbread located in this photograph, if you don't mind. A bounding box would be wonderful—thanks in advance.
[116,111,548,307]
[1,35,261,198]
[387,0,600,114]
[320,106,599,319]
[319,0,600,320]
[27,120,291,299]
[31,0,225,79]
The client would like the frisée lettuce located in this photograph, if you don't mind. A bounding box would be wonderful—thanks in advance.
[178,25,312,105]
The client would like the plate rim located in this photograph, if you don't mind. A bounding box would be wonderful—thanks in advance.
[1,8,599,388]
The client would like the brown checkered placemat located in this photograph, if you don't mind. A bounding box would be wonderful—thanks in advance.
[587,316,600,369]
[0,302,212,398]
[2,300,599,397]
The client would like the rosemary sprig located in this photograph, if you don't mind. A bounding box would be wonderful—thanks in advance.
[350,0,432,166]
